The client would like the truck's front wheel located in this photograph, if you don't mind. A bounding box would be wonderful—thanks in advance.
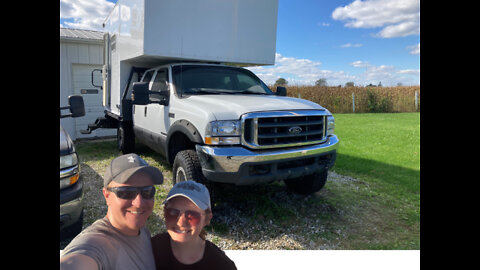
[172,150,205,184]
[284,169,328,195]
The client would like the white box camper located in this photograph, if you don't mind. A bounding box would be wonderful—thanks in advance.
[102,0,278,115]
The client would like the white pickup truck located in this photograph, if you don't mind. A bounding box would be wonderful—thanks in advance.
[81,0,338,194]
[85,62,338,194]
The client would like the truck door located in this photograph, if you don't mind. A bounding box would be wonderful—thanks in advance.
[133,69,155,132]
[148,68,170,136]
[133,68,170,146]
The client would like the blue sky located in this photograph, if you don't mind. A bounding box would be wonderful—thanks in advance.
[60,0,420,86]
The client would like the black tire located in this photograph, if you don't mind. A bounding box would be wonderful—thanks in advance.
[60,210,83,240]
[172,150,205,184]
[172,149,220,206]
[284,169,328,195]
[117,122,135,154]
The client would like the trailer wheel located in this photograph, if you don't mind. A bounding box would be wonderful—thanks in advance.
[117,123,135,154]
[284,169,328,195]
[172,150,205,184]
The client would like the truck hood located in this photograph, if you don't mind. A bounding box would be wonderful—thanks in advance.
[180,94,325,120]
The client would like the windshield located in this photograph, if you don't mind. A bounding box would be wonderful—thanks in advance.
[172,65,273,96]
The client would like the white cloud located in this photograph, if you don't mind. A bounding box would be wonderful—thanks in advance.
[247,54,418,86]
[340,43,363,48]
[247,54,354,86]
[248,53,346,86]
[350,60,419,85]
[398,69,420,75]
[408,43,420,55]
[350,60,369,68]
[378,20,418,38]
[60,0,115,30]
[332,0,420,38]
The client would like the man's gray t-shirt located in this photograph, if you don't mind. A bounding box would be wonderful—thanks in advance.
[61,217,156,270]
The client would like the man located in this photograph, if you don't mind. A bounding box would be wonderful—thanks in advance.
[60,153,163,270]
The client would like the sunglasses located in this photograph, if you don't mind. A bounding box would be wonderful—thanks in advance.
[106,186,156,200]
[164,207,204,226]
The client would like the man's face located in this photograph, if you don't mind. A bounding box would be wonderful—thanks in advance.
[103,171,155,236]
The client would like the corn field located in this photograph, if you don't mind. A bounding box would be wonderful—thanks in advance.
[274,85,420,114]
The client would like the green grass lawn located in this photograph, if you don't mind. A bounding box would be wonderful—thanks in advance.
[328,112,420,249]
[334,112,419,192]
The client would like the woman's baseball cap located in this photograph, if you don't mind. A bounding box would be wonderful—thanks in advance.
[103,153,163,187]
[164,180,211,210]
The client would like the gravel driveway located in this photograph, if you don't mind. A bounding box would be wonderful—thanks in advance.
[61,158,359,251]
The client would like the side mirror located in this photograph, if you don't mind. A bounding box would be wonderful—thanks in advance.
[68,95,85,118]
[276,86,287,96]
[132,82,150,105]
[132,82,170,106]
[153,90,170,106]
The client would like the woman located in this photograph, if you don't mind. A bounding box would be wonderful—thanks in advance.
[151,181,237,270]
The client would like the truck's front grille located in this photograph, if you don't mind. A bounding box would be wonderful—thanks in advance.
[241,110,328,149]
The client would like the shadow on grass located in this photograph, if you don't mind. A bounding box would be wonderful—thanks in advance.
[334,153,420,196]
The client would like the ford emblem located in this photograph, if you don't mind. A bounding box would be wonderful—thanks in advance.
[288,126,302,134]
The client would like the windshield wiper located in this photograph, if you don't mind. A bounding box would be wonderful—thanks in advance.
[182,89,223,95]
[231,90,270,95]
[195,90,224,95]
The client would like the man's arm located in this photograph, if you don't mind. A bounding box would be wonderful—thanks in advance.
[60,254,99,270]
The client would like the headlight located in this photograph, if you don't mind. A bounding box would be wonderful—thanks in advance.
[208,120,240,136]
[205,120,241,145]
[326,115,335,137]
[60,153,80,189]
[60,153,79,170]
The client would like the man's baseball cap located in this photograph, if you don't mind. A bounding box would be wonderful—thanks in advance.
[164,180,211,210]
[103,153,163,187]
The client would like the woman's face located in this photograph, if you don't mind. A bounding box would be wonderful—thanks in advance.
[164,196,212,243]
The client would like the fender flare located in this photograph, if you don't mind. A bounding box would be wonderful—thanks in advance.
[166,119,203,164]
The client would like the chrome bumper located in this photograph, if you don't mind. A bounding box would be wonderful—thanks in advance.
[60,169,84,230]
[196,135,339,185]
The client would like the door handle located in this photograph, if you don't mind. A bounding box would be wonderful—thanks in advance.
[144,107,147,117]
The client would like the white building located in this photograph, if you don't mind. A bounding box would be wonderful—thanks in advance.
[60,27,115,140]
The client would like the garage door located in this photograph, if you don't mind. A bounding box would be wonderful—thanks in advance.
[72,64,116,139]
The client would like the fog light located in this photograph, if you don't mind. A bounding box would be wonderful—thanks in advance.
[249,164,270,176]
